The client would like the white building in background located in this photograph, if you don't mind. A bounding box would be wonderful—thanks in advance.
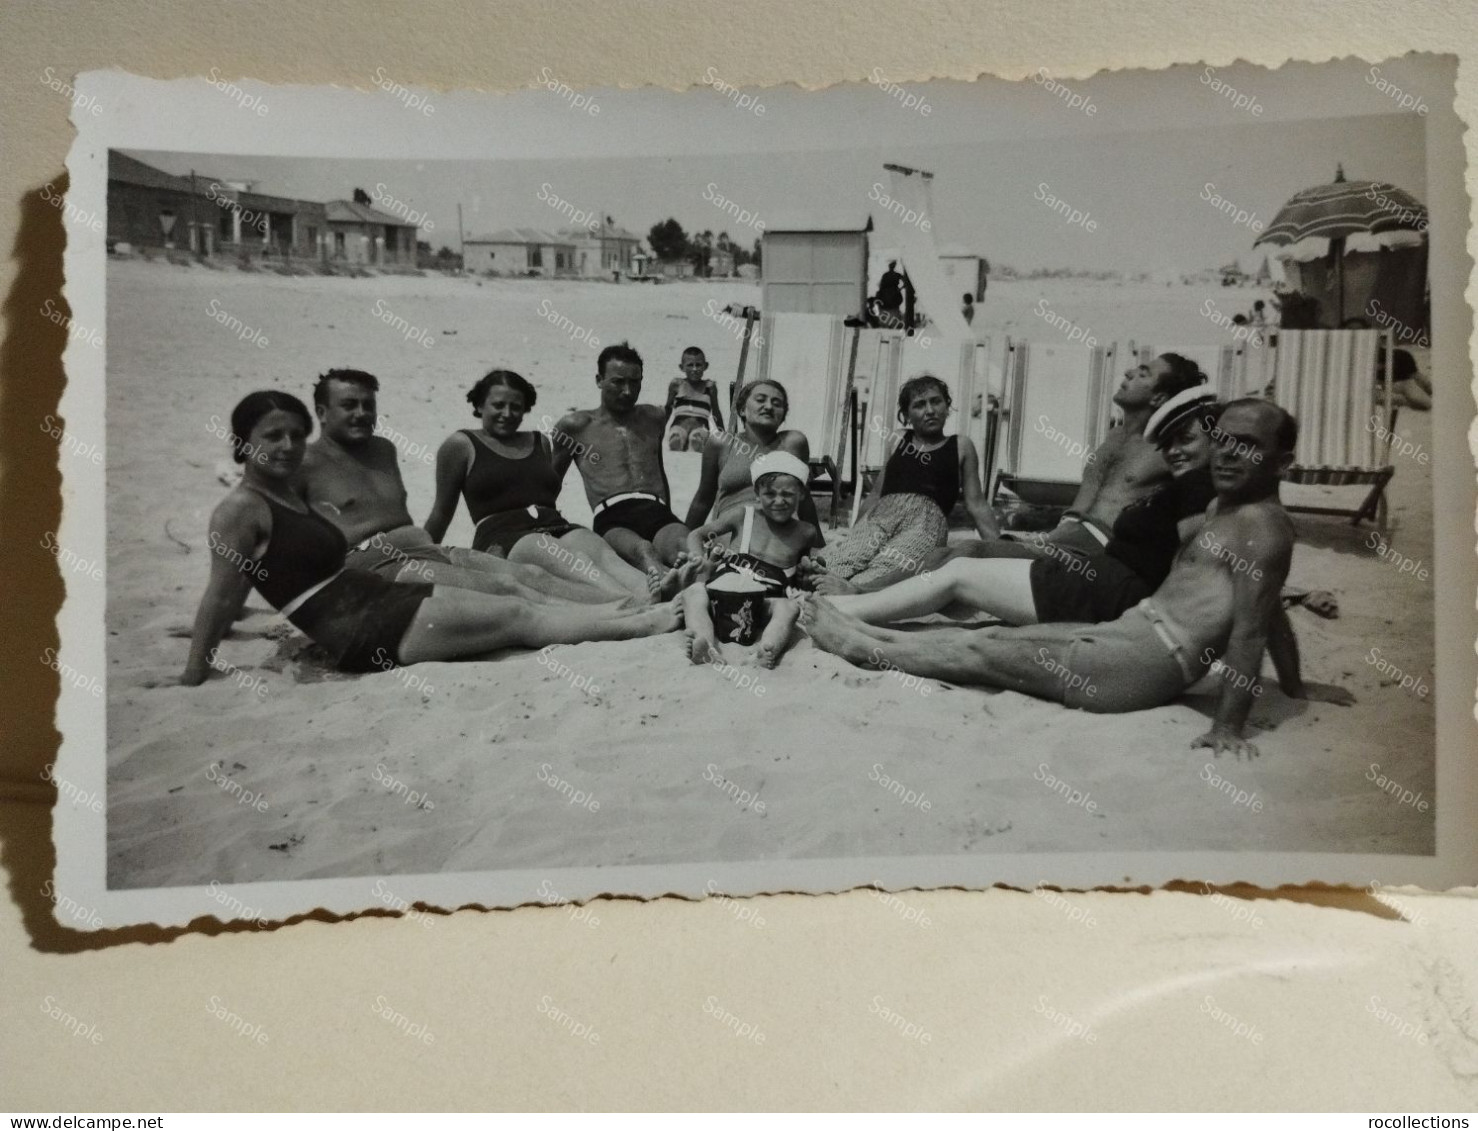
[463,228,575,276]
[558,217,642,278]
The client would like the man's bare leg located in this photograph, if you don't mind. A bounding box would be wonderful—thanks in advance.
[799,595,1075,700]
[828,558,1038,626]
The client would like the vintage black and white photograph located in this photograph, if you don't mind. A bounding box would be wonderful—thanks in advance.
[49,56,1470,926]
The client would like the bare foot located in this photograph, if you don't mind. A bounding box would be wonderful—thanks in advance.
[755,641,781,669]
[645,568,666,600]
[811,572,861,596]
[686,628,720,665]
[673,553,707,591]
[797,595,869,661]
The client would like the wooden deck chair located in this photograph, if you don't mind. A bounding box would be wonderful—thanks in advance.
[1265,328,1397,528]
[990,338,1118,511]
[746,311,849,476]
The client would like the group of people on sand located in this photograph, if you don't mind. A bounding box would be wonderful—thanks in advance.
[184,339,1351,756]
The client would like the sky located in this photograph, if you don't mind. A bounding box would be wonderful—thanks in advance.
[130,72,1427,276]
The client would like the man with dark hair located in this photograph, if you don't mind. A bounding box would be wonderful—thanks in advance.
[298,369,625,604]
[552,342,697,594]
[929,352,1207,568]
[804,399,1337,755]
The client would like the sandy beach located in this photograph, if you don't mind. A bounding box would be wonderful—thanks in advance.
[102,259,1436,890]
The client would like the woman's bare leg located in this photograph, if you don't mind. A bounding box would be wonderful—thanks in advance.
[438,547,615,604]
[508,531,645,601]
[396,588,680,664]
[827,558,1039,626]
[558,529,654,599]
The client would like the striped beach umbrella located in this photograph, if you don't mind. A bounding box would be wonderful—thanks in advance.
[1254,165,1428,324]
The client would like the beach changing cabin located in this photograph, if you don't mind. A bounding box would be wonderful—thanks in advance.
[760,214,873,319]
[938,245,990,302]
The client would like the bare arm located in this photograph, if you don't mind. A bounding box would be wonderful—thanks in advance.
[1265,604,1303,697]
[181,494,261,686]
[683,432,725,528]
[549,412,582,485]
[423,433,471,543]
[687,509,743,559]
[957,437,1000,539]
[662,380,678,421]
[1195,514,1292,756]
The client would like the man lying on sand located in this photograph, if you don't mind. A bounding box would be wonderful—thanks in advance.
[550,342,701,596]
[911,353,1208,578]
[802,398,1338,758]
[301,369,619,605]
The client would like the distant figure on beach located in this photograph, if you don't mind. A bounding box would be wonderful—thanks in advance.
[875,260,906,328]
[685,378,819,530]
[804,375,994,593]
[803,399,1331,756]
[299,369,616,605]
[961,293,975,326]
[683,452,823,669]
[1250,300,1268,328]
[663,346,724,452]
[423,368,656,602]
[177,391,678,684]
[551,342,698,595]
[922,353,1208,577]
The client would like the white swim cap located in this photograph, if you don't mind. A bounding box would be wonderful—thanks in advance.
[749,451,811,487]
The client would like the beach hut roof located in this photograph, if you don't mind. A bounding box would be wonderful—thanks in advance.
[466,227,571,246]
[324,199,419,228]
[763,211,873,234]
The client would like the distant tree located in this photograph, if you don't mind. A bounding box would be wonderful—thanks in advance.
[648,218,688,262]
[690,229,714,275]
[417,240,431,255]
[352,187,372,205]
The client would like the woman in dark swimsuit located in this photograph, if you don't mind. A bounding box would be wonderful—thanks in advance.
[821,388,1222,627]
[180,391,677,684]
[810,374,995,590]
[424,369,653,601]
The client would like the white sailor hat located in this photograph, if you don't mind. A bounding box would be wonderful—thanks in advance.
[1144,386,1220,447]
[749,451,811,486]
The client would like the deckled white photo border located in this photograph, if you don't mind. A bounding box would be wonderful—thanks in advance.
[52,59,1476,928]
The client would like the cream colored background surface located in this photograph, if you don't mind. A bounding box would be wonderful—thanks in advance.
[2,0,1476,1110]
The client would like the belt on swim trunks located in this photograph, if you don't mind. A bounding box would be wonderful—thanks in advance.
[1136,598,1199,684]
[592,491,662,518]
[1063,515,1111,547]
[282,569,345,618]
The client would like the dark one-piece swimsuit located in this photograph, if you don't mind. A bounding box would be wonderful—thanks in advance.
[243,489,432,672]
[460,430,580,556]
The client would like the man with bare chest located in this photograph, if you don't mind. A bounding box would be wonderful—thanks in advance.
[551,343,694,588]
[299,369,622,604]
[923,353,1207,570]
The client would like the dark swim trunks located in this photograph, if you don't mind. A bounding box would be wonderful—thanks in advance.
[1029,552,1151,625]
[592,495,683,542]
[289,569,433,672]
[343,536,454,580]
[473,505,581,557]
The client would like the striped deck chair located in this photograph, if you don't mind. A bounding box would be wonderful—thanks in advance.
[991,338,1119,511]
[746,312,857,507]
[1265,329,1397,528]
